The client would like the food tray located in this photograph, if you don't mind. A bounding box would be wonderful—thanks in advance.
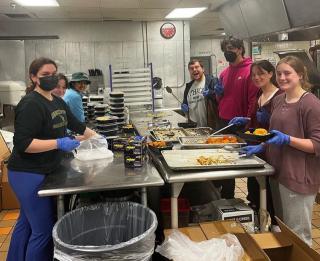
[149,128,187,142]
[183,127,212,136]
[178,135,246,149]
[161,149,266,170]
[237,131,275,143]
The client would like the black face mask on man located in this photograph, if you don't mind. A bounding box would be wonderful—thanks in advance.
[224,51,237,63]
[38,75,59,91]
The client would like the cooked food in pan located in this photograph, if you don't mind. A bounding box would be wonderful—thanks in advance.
[206,136,238,144]
[148,140,167,148]
[196,154,236,165]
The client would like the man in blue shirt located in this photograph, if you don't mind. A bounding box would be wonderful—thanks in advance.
[64,72,90,122]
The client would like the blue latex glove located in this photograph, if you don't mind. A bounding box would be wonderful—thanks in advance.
[57,137,80,152]
[202,88,214,97]
[181,103,189,113]
[266,130,290,146]
[256,107,270,125]
[214,80,224,96]
[229,117,251,126]
[240,144,265,157]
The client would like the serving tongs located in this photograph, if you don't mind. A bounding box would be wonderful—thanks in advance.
[210,123,235,136]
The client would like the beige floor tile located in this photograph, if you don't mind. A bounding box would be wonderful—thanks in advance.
[0,236,5,244]
[313,205,320,212]
[312,228,320,239]
[0,251,7,260]
[0,242,9,252]
[0,228,11,236]
[312,219,320,228]
[312,240,320,249]
[2,212,19,221]
[0,221,16,228]
[312,212,320,220]
[314,237,320,245]
[235,192,246,198]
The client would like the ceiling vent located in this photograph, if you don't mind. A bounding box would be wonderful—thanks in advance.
[4,13,31,19]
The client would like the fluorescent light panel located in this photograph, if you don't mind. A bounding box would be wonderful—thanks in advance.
[14,0,59,6]
[166,7,207,19]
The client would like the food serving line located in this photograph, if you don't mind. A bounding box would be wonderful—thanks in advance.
[131,110,275,231]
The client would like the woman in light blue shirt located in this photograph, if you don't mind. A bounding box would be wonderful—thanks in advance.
[63,72,90,122]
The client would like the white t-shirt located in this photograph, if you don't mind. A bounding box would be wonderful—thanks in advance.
[187,76,207,127]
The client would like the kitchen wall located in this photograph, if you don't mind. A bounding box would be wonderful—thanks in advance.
[0,20,190,108]
[252,41,311,63]
[190,39,250,76]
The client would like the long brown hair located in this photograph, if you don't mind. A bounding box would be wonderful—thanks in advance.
[26,57,57,94]
[251,60,278,87]
[276,56,311,91]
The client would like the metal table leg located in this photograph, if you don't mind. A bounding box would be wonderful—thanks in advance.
[57,195,65,219]
[141,187,147,206]
[171,182,184,229]
[256,176,267,232]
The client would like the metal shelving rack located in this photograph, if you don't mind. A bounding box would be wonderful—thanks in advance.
[109,63,154,111]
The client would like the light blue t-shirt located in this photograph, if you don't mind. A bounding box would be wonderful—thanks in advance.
[63,89,85,123]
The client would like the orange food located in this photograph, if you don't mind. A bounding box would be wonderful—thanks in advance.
[148,140,167,148]
[253,128,268,136]
[206,136,238,144]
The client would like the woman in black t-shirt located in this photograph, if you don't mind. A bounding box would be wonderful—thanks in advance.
[7,57,95,261]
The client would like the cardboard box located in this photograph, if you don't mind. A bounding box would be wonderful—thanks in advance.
[164,219,320,261]
[251,218,320,261]
[0,132,19,210]
[164,220,269,261]
[211,199,255,232]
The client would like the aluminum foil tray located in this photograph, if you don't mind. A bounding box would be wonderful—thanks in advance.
[183,127,212,136]
[149,128,187,142]
[161,149,265,170]
[179,135,246,149]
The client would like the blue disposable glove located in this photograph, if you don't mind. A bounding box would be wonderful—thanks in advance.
[266,130,290,146]
[240,144,265,157]
[229,117,251,126]
[214,80,224,96]
[202,88,214,97]
[256,107,270,125]
[181,103,189,113]
[57,137,80,152]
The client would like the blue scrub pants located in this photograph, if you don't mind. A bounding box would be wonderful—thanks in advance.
[7,170,54,261]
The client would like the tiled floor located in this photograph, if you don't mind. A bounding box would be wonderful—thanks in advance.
[1,178,320,260]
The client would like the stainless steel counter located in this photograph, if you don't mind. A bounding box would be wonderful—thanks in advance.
[38,155,164,197]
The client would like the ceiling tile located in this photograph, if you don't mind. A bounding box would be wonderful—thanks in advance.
[58,0,101,7]
[100,0,140,8]
[139,0,180,9]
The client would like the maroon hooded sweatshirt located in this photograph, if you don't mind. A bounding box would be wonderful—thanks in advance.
[218,57,259,120]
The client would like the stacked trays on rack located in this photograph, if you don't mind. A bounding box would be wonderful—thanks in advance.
[89,95,104,104]
[95,115,119,138]
[109,92,126,128]
[94,104,108,118]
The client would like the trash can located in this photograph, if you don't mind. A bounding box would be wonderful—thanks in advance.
[53,202,157,261]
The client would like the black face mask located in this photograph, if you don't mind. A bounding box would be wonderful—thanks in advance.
[38,75,59,91]
[224,51,237,63]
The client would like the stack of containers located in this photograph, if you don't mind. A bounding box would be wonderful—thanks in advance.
[109,92,126,129]
[86,102,96,120]
[95,116,119,138]
[89,95,104,104]
[94,104,108,118]
[82,96,89,122]
[124,136,147,168]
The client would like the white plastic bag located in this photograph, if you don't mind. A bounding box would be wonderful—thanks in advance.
[74,134,113,161]
[156,230,244,261]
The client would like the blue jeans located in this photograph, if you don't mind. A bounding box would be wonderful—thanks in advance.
[7,170,54,261]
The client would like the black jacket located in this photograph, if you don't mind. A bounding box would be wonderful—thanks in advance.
[183,75,219,130]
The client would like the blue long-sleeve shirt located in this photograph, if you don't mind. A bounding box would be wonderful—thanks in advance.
[63,89,85,123]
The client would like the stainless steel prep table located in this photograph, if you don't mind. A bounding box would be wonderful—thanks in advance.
[38,154,164,218]
[131,110,275,231]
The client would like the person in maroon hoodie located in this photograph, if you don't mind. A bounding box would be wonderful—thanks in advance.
[241,56,320,245]
[213,37,259,199]
[229,60,282,231]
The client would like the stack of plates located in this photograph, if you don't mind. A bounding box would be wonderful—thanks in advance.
[89,95,104,104]
[95,116,119,137]
[94,104,108,117]
[82,96,89,122]
[109,92,126,127]
[87,102,96,120]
